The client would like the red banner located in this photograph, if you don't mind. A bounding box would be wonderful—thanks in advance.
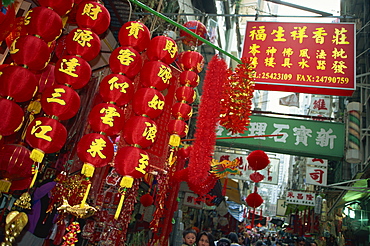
[242,21,355,96]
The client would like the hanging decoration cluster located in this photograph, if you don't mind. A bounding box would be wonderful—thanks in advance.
[179,20,207,47]
[219,57,255,134]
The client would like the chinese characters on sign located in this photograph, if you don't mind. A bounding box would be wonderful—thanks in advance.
[305,158,328,186]
[242,22,355,96]
[286,191,316,206]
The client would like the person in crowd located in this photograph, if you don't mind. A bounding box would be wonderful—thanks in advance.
[182,229,197,246]
[227,232,240,245]
[325,235,338,246]
[255,241,267,246]
[197,231,216,246]
[217,238,231,246]
[238,234,245,246]
[244,232,252,246]
[295,237,307,246]
[310,241,318,246]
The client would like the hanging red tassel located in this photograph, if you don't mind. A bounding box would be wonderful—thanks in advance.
[222,178,228,196]
[251,208,255,228]
[260,208,263,221]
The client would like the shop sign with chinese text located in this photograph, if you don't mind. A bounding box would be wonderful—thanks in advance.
[306,158,328,186]
[216,115,345,160]
[242,21,355,96]
[286,191,315,206]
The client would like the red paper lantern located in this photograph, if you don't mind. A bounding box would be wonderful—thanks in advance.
[178,145,192,159]
[118,21,150,52]
[249,172,265,183]
[245,192,263,208]
[115,146,150,179]
[38,0,74,16]
[167,119,188,138]
[140,193,153,207]
[179,20,207,47]
[9,35,51,71]
[36,64,56,93]
[0,65,38,102]
[40,84,81,120]
[247,150,270,171]
[77,133,114,168]
[140,61,172,91]
[0,144,33,180]
[0,98,24,137]
[25,116,67,154]
[24,7,63,42]
[132,88,165,119]
[109,46,142,78]
[123,116,158,148]
[99,73,135,106]
[0,4,15,42]
[75,1,110,35]
[179,70,200,87]
[177,51,205,73]
[171,102,192,121]
[146,36,178,65]
[10,177,32,191]
[5,16,27,47]
[54,55,92,90]
[175,86,196,104]
[66,27,101,61]
[88,103,125,136]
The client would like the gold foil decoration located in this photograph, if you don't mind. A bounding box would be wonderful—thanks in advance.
[57,198,97,219]
[1,211,28,246]
[14,193,31,210]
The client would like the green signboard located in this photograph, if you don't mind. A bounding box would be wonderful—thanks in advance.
[216,115,345,160]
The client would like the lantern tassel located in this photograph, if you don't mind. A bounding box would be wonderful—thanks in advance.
[80,163,95,207]
[29,167,38,189]
[114,191,126,220]
[114,176,134,220]
[0,179,11,193]
[30,149,45,163]
[80,183,91,208]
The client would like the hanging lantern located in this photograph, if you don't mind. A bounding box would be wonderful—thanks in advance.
[25,116,67,163]
[179,20,207,47]
[167,119,188,138]
[75,1,110,35]
[249,172,265,183]
[140,61,172,91]
[77,133,114,168]
[0,4,16,42]
[123,116,158,148]
[115,146,150,179]
[0,65,38,102]
[132,88,165,119]
[9,35,51,71]
[65,27,101,62]
[37,64,56,93]
[24,7,63,42]
[179,70,200,87]
[88,103,125,136]
[171,102,192,121]
[109,46,142,78]
[245,192,263,208]
[99,73,135,106]
[140,193,153,207]
[38,0,74,16]
[118,21,150,53]
[177,51,205,73]
[175,86,196,104]
[247,150,270,171]
[40,84,81,121]
[146,36,178,65]
[0,144,34,181]
[54,55,92,90]
[5,16,27,47]
[178,145,192,159]
[0,98,24,138]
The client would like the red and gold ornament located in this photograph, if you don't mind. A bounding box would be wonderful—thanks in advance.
[123,116,158,148]
[179,20,207,47]
[88,103,125,136]
[109,46,142,78]
[118,21,150,53]
[132,88,165,119]
[140,61,173,91]
[65,27,101,62]
[146,36,178,65]
[99,73,135,106]
[75,1,111,35]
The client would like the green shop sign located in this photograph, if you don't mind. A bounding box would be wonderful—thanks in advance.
[216,115,345,160]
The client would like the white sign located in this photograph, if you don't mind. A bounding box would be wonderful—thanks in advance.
[306,158,328,186]
[276,199,287,216]
[183,192,203,209]
[286,191,315,206]
[309,97,331,115]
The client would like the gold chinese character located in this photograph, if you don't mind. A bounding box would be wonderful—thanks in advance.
[142,121,157,142]
[82,3,102,20]
[332,61,347,74]
[249,44,261,56]
[312,27,327,44]
[148,95,165,110]
[264,57,276,67]
[158,65,172,84]
[266,47,277,57]
[31,120,52,141]
[108,77,130,93]
[87,138,107,159]
[282,48,294,57]
[249,57,258,68]
[316,60,326,70]
[290,26,308,44]
[298,58,309,69]
[249,26,267,41]
[332,48,347,59]
[271,26,286,42]
[100,107,121,127]
[126,22,145,39]
[163,40,178,58]
[299,49,310,59]
[73,29,94,47]
[316,49,327,59]
[9,39,19,55]
[24,9,32,25]
[117,49,136,66]
[135,153,149,174]
[332,27,350,45]
[59,58,80,77]
[46,88,66,105]
[281,58,292,68]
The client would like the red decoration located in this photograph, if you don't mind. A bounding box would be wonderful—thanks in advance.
[109,46,142,79]
[179,20,207,47]
[179,70,200,87]
[115,146,150,179]
[88,103,125,136]
[0,4,15,42]
[36,64,56,93]
[175,86,196,104]
[177,145,192,159]
[167,119,188,138]
[38,0,74,16]
[123,116,158,148]
[99,73,135,106]
[0,144,33,180]
[25,116,67,154]
[146,36,178,65]
[10,177,32,191]
[9,35,51,71]
[118,21,150,52]
[0,65,37,102]
[77,133,114,168]
[140,193,153,207]
[245,192,263,208]
[65,27,101,61]
[0,98,24,137]
[132,88,165,119]
[54,55,92,90]
[75,1,110,35]
[177,51,205,73]
[40,84,81,120]
[5,16,27,47]
[24,7,62,42]
[249,172,265,183]
[171,102,192,121]
[140,61,172,91]
[247,150,270,171]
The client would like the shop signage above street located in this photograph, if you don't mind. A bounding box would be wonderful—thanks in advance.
[216,115,345,160]
[286,191,316,206]
[242,21,355,96]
